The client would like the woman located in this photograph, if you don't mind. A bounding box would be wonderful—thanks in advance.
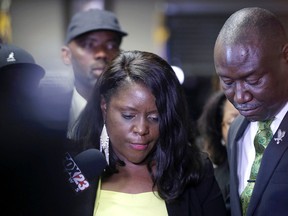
[197,91,239,215]
[72,50,226,216]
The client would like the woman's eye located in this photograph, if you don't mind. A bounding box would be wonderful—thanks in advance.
[148,115,159,122]
[122,114,134,120]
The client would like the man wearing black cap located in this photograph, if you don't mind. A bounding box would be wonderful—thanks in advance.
[61,9,128,137]
[0,43,45,100]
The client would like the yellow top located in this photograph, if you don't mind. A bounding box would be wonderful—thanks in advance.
[94,180,168,216]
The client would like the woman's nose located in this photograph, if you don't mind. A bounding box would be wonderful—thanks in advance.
[133,119,149,136]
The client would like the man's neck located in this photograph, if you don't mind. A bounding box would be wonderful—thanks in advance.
[74,83,91,101]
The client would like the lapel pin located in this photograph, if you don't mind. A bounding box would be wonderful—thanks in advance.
[274,129,286,144]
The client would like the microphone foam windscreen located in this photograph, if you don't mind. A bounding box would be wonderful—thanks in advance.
[74,148,107,181]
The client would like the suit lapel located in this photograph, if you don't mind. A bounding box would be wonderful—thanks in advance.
[248,111,288,215]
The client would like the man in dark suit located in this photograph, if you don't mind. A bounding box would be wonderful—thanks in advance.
[214,7,288,216]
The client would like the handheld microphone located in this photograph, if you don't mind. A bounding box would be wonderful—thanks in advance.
[63,148,107,193]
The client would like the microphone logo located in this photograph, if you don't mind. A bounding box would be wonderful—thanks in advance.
[63,152,90,193]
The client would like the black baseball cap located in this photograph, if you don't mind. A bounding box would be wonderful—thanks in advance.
[0,43,45,78]
[65,9,128,44]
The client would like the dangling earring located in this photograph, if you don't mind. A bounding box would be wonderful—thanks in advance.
[100,124,110,165]
[221,138,226,146]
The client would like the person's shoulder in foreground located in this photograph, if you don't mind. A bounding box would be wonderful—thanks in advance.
[0,43,69,216]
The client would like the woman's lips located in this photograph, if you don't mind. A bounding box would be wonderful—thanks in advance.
[130,143,148,151]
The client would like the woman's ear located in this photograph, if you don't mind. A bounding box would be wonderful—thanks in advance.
[100,95,107,119]
[61,45,71,65]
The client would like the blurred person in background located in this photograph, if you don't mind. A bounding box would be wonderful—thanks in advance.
[198,91,239,215]
[61,8,128,137]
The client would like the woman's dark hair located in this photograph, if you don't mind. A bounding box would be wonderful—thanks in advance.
[73,50,204,202]
[197,91,227,165]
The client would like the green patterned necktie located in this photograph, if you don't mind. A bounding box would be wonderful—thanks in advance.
[240,120,273,216]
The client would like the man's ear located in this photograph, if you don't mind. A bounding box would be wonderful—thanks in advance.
[61,45,71,65]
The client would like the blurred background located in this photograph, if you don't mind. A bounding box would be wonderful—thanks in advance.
[2,0,288,121]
